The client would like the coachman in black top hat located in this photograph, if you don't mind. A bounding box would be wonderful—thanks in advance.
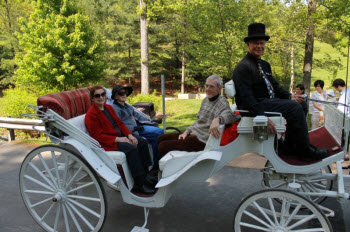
[232,23,330,161]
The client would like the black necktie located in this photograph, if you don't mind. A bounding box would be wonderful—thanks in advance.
[258,60,274,99]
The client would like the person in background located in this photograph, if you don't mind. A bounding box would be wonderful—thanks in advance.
[157,74,237,157]
[326,89,336,102]
[311,80,326,130]
[332,79,350,116]
[111,85,164,171]
[294,84,308,118]
[232,23,329,160]
[85,85,157,194]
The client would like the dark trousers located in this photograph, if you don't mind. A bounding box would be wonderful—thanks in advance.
[158,133,206,158]
[139,125,164,166]
[260,98,310,152]
[117,135,152,186]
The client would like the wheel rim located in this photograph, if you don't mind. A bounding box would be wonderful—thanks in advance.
[19,145,106,232]
[263,161,332,205]
[234,189,332,232]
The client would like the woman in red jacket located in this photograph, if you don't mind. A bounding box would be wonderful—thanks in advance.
[85,85,157,194]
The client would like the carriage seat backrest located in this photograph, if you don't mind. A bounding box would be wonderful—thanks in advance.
[225,80,236,99]
[37,86,93,120]
[67,114,89,134]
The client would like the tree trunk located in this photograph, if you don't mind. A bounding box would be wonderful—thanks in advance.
[289,43,295,93]
[181,48,185,94]
[302,0,316,97]
[140,0,149,94]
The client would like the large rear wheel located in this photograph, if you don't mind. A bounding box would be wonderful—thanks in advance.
[233,189,332,232]
[19,145,107,232]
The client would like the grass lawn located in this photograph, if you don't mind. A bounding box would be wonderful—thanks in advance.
[158,99,202,133]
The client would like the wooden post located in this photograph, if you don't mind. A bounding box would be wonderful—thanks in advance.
[7,129,15,142]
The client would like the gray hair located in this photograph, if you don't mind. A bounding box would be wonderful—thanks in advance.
[206,74,223,88]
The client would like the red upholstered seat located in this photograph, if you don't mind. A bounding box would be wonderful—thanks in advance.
[37,87,93,119]
[278,126,342,165]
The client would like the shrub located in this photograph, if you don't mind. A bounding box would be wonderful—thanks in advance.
[0,87,38,118]
[127,91,162,112]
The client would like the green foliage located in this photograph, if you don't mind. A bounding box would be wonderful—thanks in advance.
[0,87,38,118]
[127,91,162,111]
[15,0,107,93]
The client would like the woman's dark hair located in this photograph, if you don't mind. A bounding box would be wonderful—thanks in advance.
[332,79,346,88]
[89,85,105,99]
[296,84,305,93]
[314,80,324,89]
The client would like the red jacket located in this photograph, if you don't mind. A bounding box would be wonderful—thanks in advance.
[85,103,132,151]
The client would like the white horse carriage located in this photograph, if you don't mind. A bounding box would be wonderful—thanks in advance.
[19,84,350,232]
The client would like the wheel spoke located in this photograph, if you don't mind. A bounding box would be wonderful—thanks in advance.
[65,203,83,232]
[24,175,54,191]
[243,208,272,229]
[31,196,52,208]
[66,181,94,194]
[25,190,53,195]
[51,151,62,189]
[287,214,316,230]
[68,198,100,218]
[62,155,70,188]
[283,203,302,227]
[239,222,270,231]
[28,162,56,190]
[67,201,95,230]
[54,204,61,231]
[38,153,59,189]
[271,181,288,189]
[40,202,55,221]
[62,203,71,232]
[67,194,101,202]
[253,201,274,226]
[65,166,84,191]
[268,197,279,225]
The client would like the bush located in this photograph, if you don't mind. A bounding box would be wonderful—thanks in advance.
[127,91,162,112]
[0,87,38,118]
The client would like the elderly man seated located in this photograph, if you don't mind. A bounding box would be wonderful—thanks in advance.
[157,74,238,157]
[111,85,164,170]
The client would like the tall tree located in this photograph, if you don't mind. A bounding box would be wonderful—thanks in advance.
[15,0,107,93]
[302,0,317,96]
[140,0,149,94]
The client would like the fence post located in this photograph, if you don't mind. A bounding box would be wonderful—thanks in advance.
[7,116,15,141]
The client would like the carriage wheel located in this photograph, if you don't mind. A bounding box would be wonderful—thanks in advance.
[263,161,333,205]
[19,145,107,232]
[233,189,332,232]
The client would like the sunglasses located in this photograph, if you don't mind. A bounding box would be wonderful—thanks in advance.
[117,91,128,96]
[93,92,106,98]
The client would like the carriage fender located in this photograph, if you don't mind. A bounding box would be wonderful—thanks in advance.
[156,150,222,188]
[62,138,121,184]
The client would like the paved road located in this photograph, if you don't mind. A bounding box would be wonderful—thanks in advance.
[1,141,350,231]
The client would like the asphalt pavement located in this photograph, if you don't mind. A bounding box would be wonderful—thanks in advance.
[1,140,350,232]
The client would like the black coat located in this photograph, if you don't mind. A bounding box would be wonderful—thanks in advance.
[232,52,291,115]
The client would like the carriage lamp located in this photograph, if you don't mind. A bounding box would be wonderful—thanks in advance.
[253,116,268,141]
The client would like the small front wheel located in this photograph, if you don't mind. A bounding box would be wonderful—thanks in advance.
[233,189,332,232]
[19,145,107,232]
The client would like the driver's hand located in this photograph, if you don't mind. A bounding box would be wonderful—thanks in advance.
[267,118,277,134]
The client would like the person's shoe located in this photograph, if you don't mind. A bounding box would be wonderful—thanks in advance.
[134,184,155,194]
[144,174,158,187]
[302,146,330,161]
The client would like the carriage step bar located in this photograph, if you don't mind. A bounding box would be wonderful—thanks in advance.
[131,208,150,232]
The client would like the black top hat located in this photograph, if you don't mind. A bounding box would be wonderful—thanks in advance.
[244,23,270,43]
[111,85,133,99]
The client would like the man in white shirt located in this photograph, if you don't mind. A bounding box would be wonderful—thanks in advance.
[311,80,326,129]
[332,79,350,116]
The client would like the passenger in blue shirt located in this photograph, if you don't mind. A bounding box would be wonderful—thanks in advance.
[111,85,164,170]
